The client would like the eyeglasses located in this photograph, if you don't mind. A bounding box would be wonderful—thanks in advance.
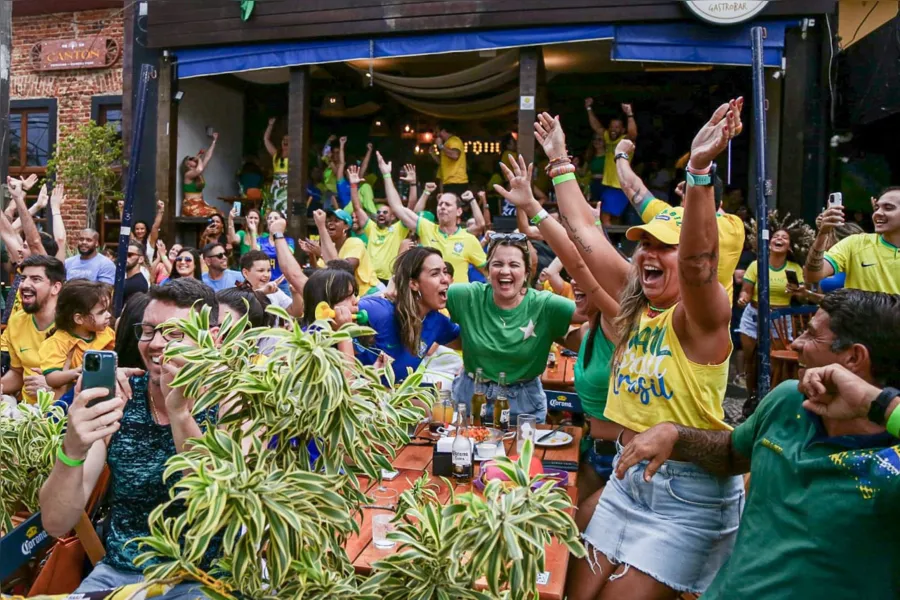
[175,256,194,263]
[133,322,184,343]
[489,232,528,246]
[206,252,227,260]
[127,252,141,258]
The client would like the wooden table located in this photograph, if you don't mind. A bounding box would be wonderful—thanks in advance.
[346,425,583,600]
[542,349,576,390]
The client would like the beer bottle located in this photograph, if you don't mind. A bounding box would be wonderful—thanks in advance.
[451,403,473,484]
[472,368,487,427]
[493,372,510,432]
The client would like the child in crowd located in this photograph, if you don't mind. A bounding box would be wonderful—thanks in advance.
[41,279,115,405]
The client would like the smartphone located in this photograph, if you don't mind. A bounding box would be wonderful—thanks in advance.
[785,270,800,286]
[827,192,843,208]
[82,350,118,408]
[233,201,242,215]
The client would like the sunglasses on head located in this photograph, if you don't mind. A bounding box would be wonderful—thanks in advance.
[175,256,194,263]
[206,252,227,260]
[489,232,528,247]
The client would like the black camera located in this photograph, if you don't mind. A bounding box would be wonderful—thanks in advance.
[84,353,101,372]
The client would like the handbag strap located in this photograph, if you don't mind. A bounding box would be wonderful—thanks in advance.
[74,511,106,565]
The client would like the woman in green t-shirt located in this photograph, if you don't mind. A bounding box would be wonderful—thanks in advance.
[447,234,576,424]
[230,208,261,255]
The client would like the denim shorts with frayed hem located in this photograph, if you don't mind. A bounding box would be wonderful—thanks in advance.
[581,446,744,594]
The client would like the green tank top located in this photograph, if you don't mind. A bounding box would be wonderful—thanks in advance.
[183,177,205,193]
[589,155,605,175]
[574,320,615,420]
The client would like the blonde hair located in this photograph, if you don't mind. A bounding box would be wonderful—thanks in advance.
[612,265,650,365]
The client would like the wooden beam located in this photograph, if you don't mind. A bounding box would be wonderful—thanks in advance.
[517,47,539,166]
[287,66,311,240]
[156,55,178,242]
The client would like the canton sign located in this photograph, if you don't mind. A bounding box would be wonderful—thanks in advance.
[685,1,770,25]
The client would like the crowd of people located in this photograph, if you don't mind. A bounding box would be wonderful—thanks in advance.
[0,95,898,599]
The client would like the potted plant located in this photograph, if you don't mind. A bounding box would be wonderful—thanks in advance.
[0,391,67,535]
[133,306,584,599]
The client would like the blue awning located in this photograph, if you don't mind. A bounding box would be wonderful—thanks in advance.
[176,25,614,79]
[612,21,796,67]
[175,21,796,79]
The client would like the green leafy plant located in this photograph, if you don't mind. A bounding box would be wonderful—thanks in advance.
[45,120,124,230]
[0,391,67,534]
[133,307,584,599]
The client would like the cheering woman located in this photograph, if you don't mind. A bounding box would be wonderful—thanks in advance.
[542,101,746,599]
[180,132,219,217]
[357,246,458,382]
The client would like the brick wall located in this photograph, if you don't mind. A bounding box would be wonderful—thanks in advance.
[11,9,124,237]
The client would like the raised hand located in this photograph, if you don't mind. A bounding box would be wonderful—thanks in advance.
[347,164,362,186]
[816,206,845,235]
[327,134,337,143]
[534,113,568,162]
[268,214,287,236]
[212,132,219,142]
[312,209,327,228]
[375,151,392,175]
[7,177,24,199]
[689,97,744,169]
[616,138,635,156]
[157,199,165,213]
[35,184,50,209]
[339,136,348,146]
[477,190,487,206]
[674,180,687,200]
[493,154,536,208]
[400,164,416,184]
[156,239,167,256]
[461,190,475,203]
[584,97,594,109]
[22,174,39,191]
[621,103,634,117]
[425,182,437,193]
[366,142,373,151]
[50,184,65,210]
[268,117,276,126]
[63,388,126,460]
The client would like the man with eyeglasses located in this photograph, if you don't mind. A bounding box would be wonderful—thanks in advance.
[200,242,244,291]
[123,241,149,303]
[40,279,222,597]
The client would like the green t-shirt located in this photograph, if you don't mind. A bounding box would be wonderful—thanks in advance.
[446,283,574,383]
[573,321,615,421]
[704,380,900,600]
[236,230,253,255]
[358,183,377,215]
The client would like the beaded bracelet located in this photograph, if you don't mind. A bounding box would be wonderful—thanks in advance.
[545,156,572,174]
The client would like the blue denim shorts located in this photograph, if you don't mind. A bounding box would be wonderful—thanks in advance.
[582,442,744,594]
[76,563,206,598]
[452,373,547,424]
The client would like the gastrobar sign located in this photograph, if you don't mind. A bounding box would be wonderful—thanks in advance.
[38,38,107,70]
[685,1,770,25]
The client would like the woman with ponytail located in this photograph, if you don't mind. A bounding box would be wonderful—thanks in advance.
[356,246,458,382]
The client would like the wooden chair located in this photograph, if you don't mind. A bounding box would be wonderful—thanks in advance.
[769,306,816,387]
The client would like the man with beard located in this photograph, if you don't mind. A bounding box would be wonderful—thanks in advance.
[348,164,407,284]
[65,229,115,284]
[0,254,64,403]
[311,207,379,296]
[40,278,221,597]
[123,241,149,303]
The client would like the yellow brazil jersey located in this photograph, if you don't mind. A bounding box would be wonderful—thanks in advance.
[541,280,575,300]
[742,260,803,306]
[439,135,468,185]
[825,233,900,294]
[6,311,56,404]
[40,327,116,374]
[605,305,731,432]
[416,218,486,284]
[363,220,409,281]
[602,131,626,189]
[318,237,379,296]
[640,198,745,298]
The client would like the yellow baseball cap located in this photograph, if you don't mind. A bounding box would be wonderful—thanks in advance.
[626,208,683,246]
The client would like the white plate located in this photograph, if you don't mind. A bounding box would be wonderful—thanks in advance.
[474,443,507,462]
[534,431,573,447]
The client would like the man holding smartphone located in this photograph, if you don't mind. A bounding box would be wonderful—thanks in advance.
[805,188,900,294]
[39,278,221,597]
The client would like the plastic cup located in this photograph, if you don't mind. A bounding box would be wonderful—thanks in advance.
[517,415,537,455]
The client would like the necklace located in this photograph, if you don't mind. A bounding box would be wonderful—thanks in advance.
[648,303,672,316]
[148,396,160,425]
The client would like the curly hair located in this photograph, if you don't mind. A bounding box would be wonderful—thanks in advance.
[747,210,815,264]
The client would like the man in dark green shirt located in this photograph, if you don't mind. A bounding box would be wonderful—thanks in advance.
[611,288,900,600]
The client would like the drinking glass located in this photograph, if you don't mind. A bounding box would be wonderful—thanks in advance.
[517,414,537,455]
[371,486,398,550]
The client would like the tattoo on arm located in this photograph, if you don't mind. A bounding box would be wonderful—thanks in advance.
[673,424,750,476]
[679,251,718,287]
[806,247,824,272]
[559,215,593,254]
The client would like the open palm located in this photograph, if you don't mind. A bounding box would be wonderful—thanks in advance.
[534,112,568,161]
[690,98,743,168]
[493,154,535,207]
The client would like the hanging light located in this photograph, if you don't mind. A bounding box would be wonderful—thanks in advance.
[320,92,345,115]
[370,117,389,137]
[401,123,415,139]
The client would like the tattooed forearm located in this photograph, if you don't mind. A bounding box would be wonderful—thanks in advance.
[673,424,750,476]
[679,251,718,286]
[806,247,825,272]
[572,232,593,254]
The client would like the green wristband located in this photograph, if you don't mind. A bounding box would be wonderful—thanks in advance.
[552,172,577,186]
[887,401,900,438]
[57,445,85,467]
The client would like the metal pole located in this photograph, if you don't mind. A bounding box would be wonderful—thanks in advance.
[751,27,771,399]
[113,63,153,318]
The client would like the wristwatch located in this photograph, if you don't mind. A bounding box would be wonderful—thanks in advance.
[614,152,630,162]
[867,387,900,426]
[686,163,716,187]
[272,232,285,240]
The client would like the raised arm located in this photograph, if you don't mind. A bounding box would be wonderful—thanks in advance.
[678,99,742,340]
[335,136,347,183]
[49,184,68,261]
[534,113,630,297]
[516,204,543,241]
[478,190,492,231]
[147,199,165,255]
[412,182,435,213]
[463,191,486,236]
[8,177,46,255]
[622,103,638,140]
[495,155,619,320]
[804,206,841,284]
[377,152,419,231]
[227,206,241,246]
[400,163,417,209]
[585,98,605,136]
[614,139,653,214]
[263,118,278,157]
[199,132,218,169]
[312,210,339,262]
[10,184,48,232]
[0,207,24,261]
[360,142,373,176]
[267,214,308,296]
[347,165,370,229]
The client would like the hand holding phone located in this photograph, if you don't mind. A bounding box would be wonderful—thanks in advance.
[827,192,843,208]
[82,351,118,408]
[785,270,800,286]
